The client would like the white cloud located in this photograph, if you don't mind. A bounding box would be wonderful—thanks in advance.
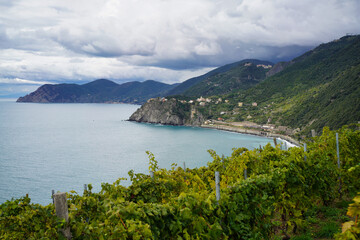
[0,78,52,85]
[0,49,214,85]
[0,0,359,96]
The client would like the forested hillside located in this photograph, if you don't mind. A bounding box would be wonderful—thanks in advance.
[167,59,273,97]
[182,60,272,97]
[162,35,360,136]
[236,35,360,133]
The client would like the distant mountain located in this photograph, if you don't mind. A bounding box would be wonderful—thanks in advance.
[17,79,176,104]
[166,59,273,97]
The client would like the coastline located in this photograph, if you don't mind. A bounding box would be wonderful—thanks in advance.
[200,123,301,147]
[129,118,301,147]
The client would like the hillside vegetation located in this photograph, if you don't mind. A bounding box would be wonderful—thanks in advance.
[167,35,360,137]
[183,60,272,97]
[1,126,359,239]
[241,35,360,133]
[167,59,273,97]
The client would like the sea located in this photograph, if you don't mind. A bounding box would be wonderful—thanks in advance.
[0,100,275,205]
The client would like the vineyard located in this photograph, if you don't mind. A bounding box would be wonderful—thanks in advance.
[1,125,360,239]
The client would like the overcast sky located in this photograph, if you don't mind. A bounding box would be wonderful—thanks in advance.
[1,0,360,97]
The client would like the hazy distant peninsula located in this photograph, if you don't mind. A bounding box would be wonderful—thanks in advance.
[17,79,177,104]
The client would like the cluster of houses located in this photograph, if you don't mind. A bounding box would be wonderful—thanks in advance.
[244,62,272,69]
[256,64,272,69]
[187,96,258,107]
[148,97,259,110]
[179,97,223,106]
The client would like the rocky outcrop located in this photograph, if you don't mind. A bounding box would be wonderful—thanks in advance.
[129,98,205,126]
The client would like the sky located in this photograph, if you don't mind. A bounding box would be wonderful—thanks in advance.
[0,0,360,97]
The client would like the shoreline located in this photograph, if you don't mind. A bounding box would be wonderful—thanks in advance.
[128,119,301,147]
[199,123,301,147]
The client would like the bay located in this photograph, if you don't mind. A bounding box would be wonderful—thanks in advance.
[0,100,274,205]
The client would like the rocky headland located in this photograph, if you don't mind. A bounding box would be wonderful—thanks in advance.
[129,97,205,126]
[129,97,301,146]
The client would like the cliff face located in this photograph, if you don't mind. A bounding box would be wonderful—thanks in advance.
[129,98,205,126]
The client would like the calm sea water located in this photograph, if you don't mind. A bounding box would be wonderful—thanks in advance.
[0,100,274,205]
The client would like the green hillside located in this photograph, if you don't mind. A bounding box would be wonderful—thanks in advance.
[244,35,360,103]
[190,35,360,136]
[241,35,360,133]
[182,60,272,97]
[167,59,273,97]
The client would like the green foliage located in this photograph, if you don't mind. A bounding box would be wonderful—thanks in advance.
[316,221,341,238]
[290,234,313,240]
[146,151,158,172]
[1,126,360,239]
[0,196,59,239]
[335,193,360,239]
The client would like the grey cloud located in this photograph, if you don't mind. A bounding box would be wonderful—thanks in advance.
[50,28,157,57]
[0,28,9,48]
[0,0,360,97]
[0,0,17,8]
[135,39,314,70]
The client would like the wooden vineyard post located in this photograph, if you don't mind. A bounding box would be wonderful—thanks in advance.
[215,171,220,204]
[244,168,247,180]
[52,190,55,204]
[304,143,307,161]
[53,192,72,239]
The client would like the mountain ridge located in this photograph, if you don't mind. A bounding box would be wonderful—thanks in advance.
[17,79,176,104]
[17,59,274,104]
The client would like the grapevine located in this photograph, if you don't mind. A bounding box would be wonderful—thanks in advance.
[1,125,359,239]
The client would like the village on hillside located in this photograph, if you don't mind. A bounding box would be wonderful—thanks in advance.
[146,96,299,145]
